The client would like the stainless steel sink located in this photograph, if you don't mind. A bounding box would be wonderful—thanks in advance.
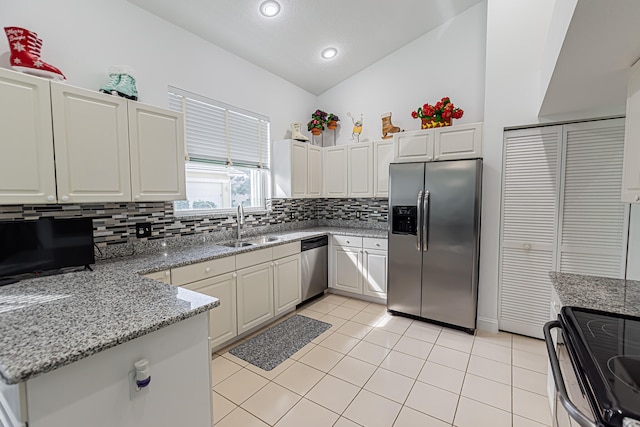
[219,241,254,248]
[247,236,281,244]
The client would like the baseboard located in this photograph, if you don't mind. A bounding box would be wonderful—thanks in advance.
[476,316,499,333]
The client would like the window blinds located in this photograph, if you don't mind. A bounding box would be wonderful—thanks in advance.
[168,87,270,169]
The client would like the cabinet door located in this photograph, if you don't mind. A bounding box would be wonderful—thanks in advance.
[0,69,57,204]
[291,142,307,197]
[323,146,348,197]
[373,141,394,197]
[348,143,373,197]
[307,145,323,197]
[622,61,640,203]
[129,102,186,202]
[363,248,387,299]
[393,130,433,163]
[434,123,483,161]
[51,82,131,203]
[333,246,362,294]
[236,262,274,334]
[499,126,562,339]
[184,272,238,349]
[273,254,301,315]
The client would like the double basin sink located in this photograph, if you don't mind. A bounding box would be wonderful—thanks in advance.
[218,235,282,248]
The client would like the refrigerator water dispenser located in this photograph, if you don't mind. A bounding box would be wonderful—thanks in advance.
[391,206,417,235]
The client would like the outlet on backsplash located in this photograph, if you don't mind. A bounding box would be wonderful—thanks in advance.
[136,223,152,238]
[290,212,295,219]
[356,211,361,219]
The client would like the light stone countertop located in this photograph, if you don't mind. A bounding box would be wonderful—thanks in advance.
[550,271,640,317]
[0,226,385,384]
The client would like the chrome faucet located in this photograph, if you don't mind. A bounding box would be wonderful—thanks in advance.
[236,204,245,240]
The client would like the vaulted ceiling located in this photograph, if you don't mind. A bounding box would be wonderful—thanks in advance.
[128,0,483,95]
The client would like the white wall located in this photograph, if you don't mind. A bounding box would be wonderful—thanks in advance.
[0,0,316,141]
[478,0,556,331]
[316,3,487,146]
[628,205,640,280]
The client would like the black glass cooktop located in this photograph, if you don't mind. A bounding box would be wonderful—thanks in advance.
[562,306,640,426]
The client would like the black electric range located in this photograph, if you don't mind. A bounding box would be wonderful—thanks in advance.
[547,307,640,427]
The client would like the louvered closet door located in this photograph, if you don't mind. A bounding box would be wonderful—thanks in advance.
[500,126,562,339]
[558,120,627,278]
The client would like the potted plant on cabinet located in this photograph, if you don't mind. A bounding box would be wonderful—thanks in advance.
[326,113,340,130]
[307,109,327,135]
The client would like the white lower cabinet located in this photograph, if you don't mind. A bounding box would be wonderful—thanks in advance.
[331,236,388,300]
[236,261,275,334]
[334,245,363,294]
[184,272,238,349]
[147,242,302,348]
[273,253,301,315]
[362,248,388,299]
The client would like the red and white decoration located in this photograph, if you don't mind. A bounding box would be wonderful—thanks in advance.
[4,27,66,81]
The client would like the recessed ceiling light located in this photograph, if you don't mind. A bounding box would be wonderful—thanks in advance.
[321,47,338,60]
[260,1,281,17]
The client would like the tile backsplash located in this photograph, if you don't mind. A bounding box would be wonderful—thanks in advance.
[0,198,388,258]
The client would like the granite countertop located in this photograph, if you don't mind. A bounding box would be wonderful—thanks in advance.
[550,272,640,317]
[0,226,385,385]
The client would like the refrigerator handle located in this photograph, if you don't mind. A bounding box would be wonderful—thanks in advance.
[423,190,430,252]
[416,190,423,251]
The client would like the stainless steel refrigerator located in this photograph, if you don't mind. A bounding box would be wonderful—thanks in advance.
[387,159,482,332]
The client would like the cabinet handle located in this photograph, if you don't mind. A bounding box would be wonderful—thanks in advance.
[376,243,380,247]
[434,155,439,160]
[636,195,640,202]
[61,195,69,202]
[346,240,350,244]
[427,156,433,161]
[47,195,55,202]
[232,272,237,278]
[164,271,170,277]
[134,195,140,200]
[205,267,211,273]
[523,243,532,250]
[274,261,279,266]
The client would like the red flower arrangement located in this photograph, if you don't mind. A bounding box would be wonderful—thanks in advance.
[411,97,464,128]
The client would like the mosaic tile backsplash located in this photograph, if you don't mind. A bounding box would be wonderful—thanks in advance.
[0,198,388,258]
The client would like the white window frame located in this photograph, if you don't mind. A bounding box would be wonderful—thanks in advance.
[168,87,271,217]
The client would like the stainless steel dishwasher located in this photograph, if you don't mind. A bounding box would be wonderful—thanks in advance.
[300,236,328,303]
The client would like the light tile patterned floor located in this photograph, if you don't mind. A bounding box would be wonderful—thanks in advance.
[211,294,552,427]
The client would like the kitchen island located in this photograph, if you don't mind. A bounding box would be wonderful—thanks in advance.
[0,226,384,427]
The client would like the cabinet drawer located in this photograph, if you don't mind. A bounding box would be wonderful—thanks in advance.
[363,238,387,251]
[333,235,363,247]
[236,247,273,270]
[144,269,172,284]
[171,256,236,286]
[273,241,300,259]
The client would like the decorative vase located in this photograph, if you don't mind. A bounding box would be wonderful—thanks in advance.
[311,128,322,136]
[421,118,452,129]
[327,120,338,130]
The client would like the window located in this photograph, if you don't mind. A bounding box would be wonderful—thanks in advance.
[168,87,270,214]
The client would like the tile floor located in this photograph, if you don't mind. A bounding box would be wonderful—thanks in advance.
[210,294,552,427]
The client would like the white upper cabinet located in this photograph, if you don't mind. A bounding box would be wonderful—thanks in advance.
[307,145,323,197]
[0,69,185,205]
[0,68,57,204]
[394,129,434,162]
[373,140,393,197]
[434,122,483,161]
[622,60,640,203]
[128,102,186,202]
[348,143,373,197]
[323,145,348,198]
[393,123,483,163]
[51,82,132,203]
[271,139,321,198]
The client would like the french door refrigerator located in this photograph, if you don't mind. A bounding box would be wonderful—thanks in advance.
[387,159,482,332]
